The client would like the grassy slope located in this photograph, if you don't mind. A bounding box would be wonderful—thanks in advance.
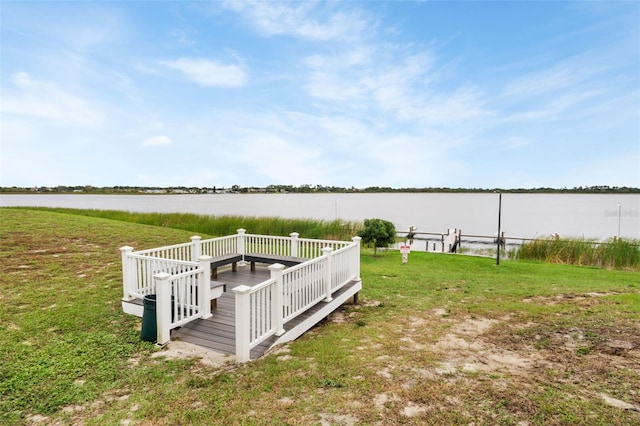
[1,208,639,425]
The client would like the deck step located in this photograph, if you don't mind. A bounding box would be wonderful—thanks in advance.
[122,298,144,317]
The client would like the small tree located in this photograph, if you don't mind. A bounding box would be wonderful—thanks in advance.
[358,218,397,255]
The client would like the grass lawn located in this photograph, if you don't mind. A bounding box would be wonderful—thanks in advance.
[1,208,639,425]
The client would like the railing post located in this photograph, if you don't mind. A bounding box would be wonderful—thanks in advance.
[290,232,299,257]
[191,236,202,261]
[269,263,286,336]
[237,228,246,265]
[155,272,172,346]
[198,255,213,319]
[120,246,134,300]
[233,285,252,362]
[322,247,334,302]
[352,236,362,281]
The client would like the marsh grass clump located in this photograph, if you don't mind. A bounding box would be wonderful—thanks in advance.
[17,208,361,241]
[513,236,640,270]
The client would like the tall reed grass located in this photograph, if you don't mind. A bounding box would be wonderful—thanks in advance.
[512,236,640,270]
[19,208,362,241]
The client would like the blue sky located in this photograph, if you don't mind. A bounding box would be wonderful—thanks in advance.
[1,0,639,189]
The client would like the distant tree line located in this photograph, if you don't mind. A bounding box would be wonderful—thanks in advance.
[1,184,638,194]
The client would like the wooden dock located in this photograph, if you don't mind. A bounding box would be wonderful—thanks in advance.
[171,265,361,360]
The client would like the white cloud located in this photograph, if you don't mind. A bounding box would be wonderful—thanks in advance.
[239,133,326,184]
[303,45,492,127]
[222,0,370,42]
[141,135,172,147]
[304,48,434,105]
[1,72,104,126]
[10,72,36,89]
[399,87,493,125]
[160,58,247,87]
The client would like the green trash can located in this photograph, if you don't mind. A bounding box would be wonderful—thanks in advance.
[140,295,176,343]
[140,294,158,342]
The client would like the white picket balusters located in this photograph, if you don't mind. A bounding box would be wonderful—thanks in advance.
[232,239,361,362]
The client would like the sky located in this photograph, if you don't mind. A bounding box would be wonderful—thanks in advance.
[1,1,639,189]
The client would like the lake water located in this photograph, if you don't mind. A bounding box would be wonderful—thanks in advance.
[1,193,638,241]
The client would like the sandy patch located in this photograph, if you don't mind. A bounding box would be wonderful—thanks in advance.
[432,316,539,376]
[522,292,619,305]
[600,393,640,412]
[373,392,400,410]
[319,413,358,426]
[151,340,233,367]
[432,308,448,317]
[402,401,428,417]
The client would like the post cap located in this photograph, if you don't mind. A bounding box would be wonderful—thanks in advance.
[268,263,286,271]
[232,285,252,294]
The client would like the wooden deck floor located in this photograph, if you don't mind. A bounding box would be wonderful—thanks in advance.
[171,264,361,360]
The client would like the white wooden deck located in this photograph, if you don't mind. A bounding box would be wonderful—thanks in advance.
[121,231,362,361]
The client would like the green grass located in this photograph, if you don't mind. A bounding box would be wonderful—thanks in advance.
[1,208,639,425]
[9,207,361,241]
[513,236,640,270]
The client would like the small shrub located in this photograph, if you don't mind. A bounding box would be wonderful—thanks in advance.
[358,218,396,255]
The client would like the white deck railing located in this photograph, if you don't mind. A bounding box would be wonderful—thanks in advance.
[233,236,361,362]
[282,257,326,321]
[330,242,361,292]
[120,230,361,359]
[200,234,238,258]
[132,240,196,261]
[120,253,199,299]
[297,236,352,259]
[154,256,213,345]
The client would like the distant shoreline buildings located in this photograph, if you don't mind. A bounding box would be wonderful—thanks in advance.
[1,185,638,194]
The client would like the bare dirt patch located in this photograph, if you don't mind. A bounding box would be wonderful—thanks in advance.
[152,340,234,367]
[413,303,640,422]
[431,316,543,377]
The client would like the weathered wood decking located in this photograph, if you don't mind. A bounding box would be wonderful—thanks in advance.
[171,264,361,360]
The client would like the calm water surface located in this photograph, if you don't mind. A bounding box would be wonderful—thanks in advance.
[1,193,638,240]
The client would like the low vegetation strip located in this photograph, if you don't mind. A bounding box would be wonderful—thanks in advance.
[9,207,361,241]
[514,237,640,270]
[1,208,639,425]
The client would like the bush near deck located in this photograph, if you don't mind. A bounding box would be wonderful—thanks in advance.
[1,208,639,425]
